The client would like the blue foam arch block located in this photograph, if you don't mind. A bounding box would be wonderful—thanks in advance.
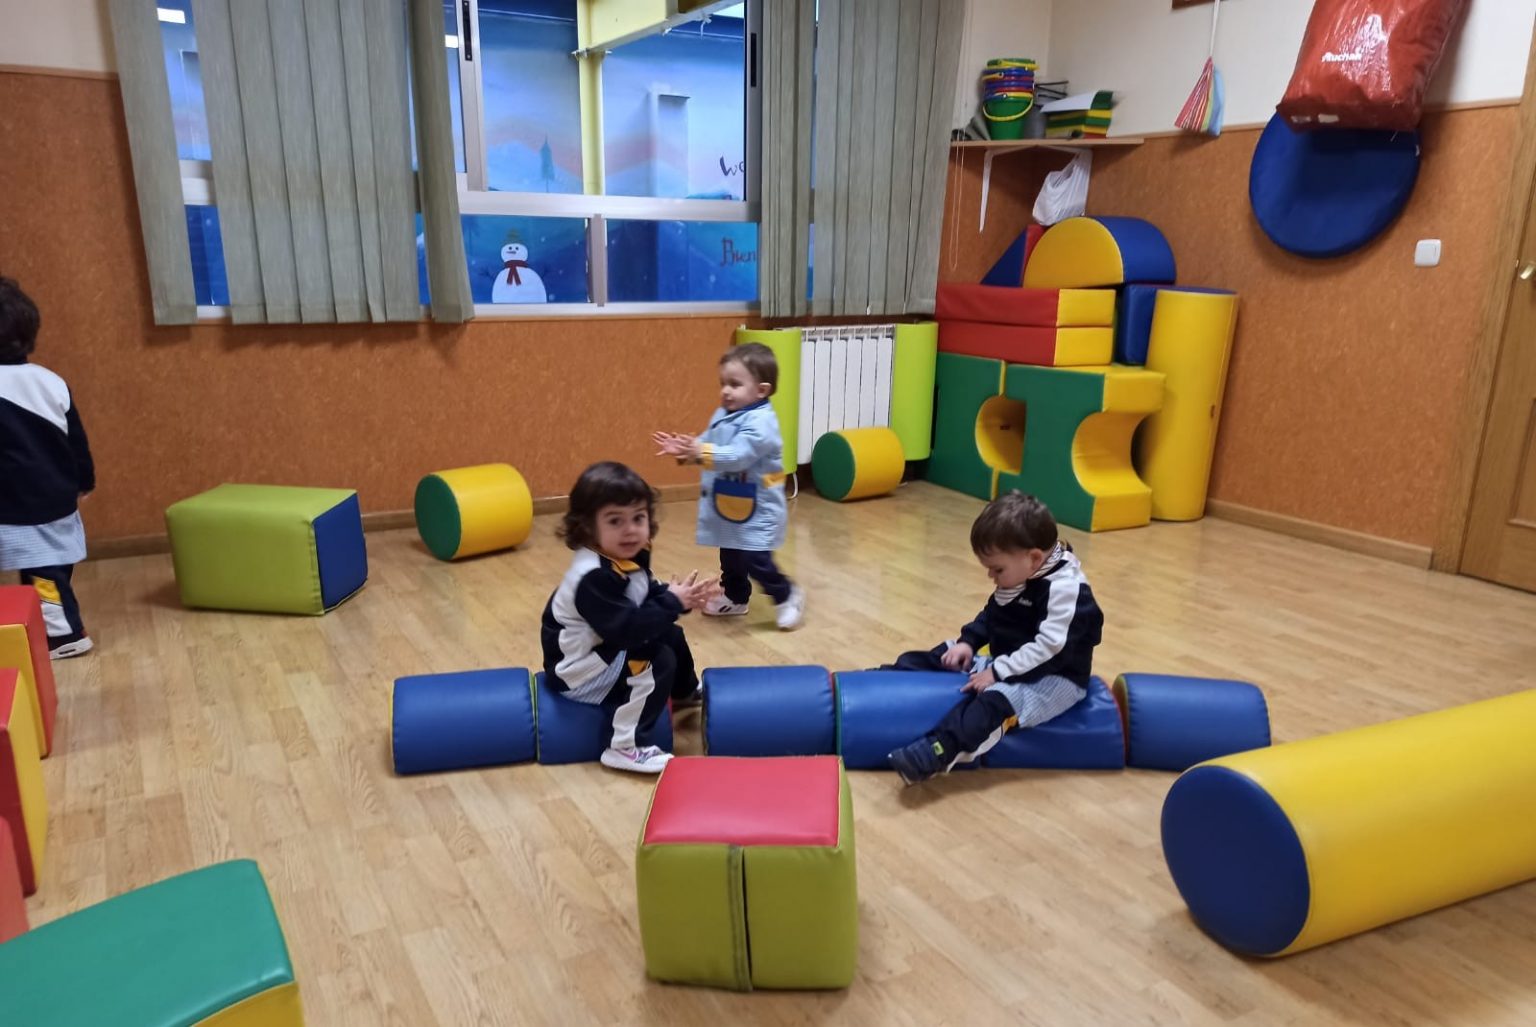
[1094,216,1177,284]
[392,667,537,774]
[836,670,970,770]
[534,671,674,765]
[1161,765,1310,955]
[1117,673,1270,772]
[983,676,1126,769]
[702,665,835,756]
[1249,114,1420,259]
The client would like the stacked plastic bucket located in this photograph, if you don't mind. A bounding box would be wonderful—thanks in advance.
[982,58,1037,140]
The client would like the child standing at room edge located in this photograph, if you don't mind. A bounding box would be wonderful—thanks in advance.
[653,342,805,630]
[0,277,96,658]
[540,461,717,774]
[885,491,1103,785]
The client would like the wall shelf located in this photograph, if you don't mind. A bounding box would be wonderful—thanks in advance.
[950,138,1145,232]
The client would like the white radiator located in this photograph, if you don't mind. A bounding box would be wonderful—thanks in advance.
[799,324,896,459]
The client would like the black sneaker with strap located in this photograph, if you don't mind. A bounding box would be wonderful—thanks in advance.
[887,737,947,785]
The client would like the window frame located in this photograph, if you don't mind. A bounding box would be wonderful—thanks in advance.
[178,1,761,321]
[451,0,760,317]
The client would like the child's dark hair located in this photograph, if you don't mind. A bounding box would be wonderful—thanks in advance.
[558,461,660,550]
[970,491,1058,554]
[0,277,40,363]
[720,342,778,396]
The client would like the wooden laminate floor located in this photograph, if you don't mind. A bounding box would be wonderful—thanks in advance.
[30,482,1536,1025]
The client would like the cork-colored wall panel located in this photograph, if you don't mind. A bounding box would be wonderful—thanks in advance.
[0,72,732,542]
[937,110,1517,546]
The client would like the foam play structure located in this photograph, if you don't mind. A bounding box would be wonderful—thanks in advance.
[636,755,858,990]
[926,214,1240,528]
[811,427,905,502]
[1000,364,1165,532]
[414,463,533,560]
[390,667,673,773]
[702,666,836,757]
[1161,689,1536,957]
[0,669,46,895]
[0,586,59,755]
[734,322,937,470]
[1113,673,1271,771]
[166,484,368,615]
[0,859,305,1024]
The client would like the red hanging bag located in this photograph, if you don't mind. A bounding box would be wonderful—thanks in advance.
[1277,0,1470,131]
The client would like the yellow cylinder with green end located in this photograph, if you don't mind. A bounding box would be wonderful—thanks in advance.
[414,464,533,561]
[811,427,905,502]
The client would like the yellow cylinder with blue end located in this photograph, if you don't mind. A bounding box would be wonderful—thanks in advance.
[811,427,905,502]
[415,464,533,561]
[1136,289,1239,521]
[1161,689,1536,956]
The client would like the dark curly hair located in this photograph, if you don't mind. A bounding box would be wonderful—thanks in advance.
[0,277,40,363]
[970,491,1057,555]
[557,461,660,551]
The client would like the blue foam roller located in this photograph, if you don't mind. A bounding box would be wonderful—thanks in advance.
[534,672,674,764]
[1113,673,1270,771]
[836,670,969,770]
[702,665,835,756]
[392,667,537,774]
[983,676,1126,769]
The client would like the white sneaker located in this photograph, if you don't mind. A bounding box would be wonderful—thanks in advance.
[599,745,674,774]
[702,596,750,617]
[776,586,806,631]
[49,636,94,660]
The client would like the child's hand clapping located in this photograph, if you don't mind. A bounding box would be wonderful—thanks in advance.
[668,570,720,611]
[652,431,700,459]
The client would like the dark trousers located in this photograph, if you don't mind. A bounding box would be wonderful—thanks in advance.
[719,548,792,604]
[18,564,86,644]
[885,645,1015,760]
[602,623,699,750]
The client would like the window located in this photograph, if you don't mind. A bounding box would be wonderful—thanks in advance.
[161,0,756,317]
[451,0,759,310]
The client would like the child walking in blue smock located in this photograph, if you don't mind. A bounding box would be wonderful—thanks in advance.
[653,342,805,630]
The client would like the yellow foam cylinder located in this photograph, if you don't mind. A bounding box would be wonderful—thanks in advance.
[414,464,533,561]
[1135,290,1238,521]
[1161,690,1536,956]
[811,427,905,502]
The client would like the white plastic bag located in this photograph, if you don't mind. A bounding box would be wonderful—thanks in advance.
[1033,151,1092,225]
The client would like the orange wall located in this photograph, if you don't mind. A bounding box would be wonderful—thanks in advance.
[939,108,1516,546]
[0,71,731,542]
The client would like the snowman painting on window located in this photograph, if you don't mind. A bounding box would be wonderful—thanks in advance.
[491,229,548,303]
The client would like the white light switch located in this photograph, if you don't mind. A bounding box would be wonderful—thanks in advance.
[1415,239,1442,267]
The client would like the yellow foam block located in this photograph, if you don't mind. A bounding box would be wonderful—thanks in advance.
[0,670,46,894]
[197,981,306,1026]
[415,463,533,560]
[1054,327,1115,366]
[1076,367,1166,532]
[1135,290,1239,521]
[1057,289,1118,327]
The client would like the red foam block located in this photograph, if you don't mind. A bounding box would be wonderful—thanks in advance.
[0,586,58,755]
[643,755,841,848]
[0,819,26,942]
[936,283,1068,327]
[939,320,1061,365]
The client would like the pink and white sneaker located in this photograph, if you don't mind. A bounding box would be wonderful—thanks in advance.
[599,746,674,774]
